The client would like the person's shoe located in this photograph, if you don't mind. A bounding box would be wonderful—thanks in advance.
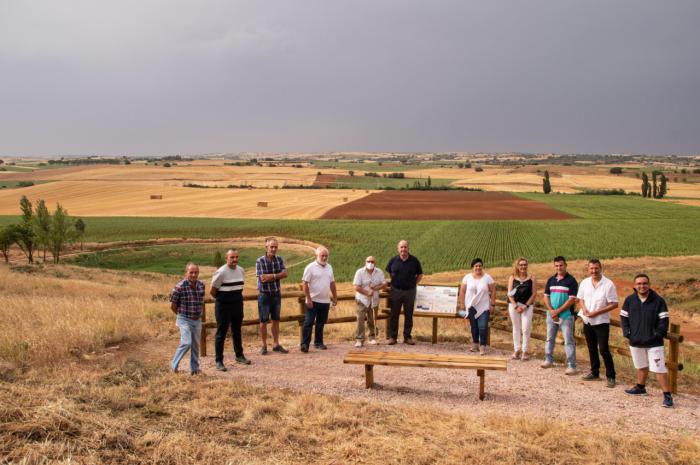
[272,345,289,354]
[171,366,179,374]
[469,343,479,353]
[564,366,577,375]
[315,344,328,350]
[540,360,553,369]
[235,356,251,365]
[521,352,530,361]
[368,339,377,345]
[215,361,227,371]
[581,372,600,381]
[387,338,397,345]
[625,386,648,396]
[354,341,362,348]
[191,370,202,376]
[511,351,521,360]
[479,345,486,356]
[300,344,309,353]
[663,394,674,408]
[606,378,616,388]
[259,346,268,355]
[404,338,416,345]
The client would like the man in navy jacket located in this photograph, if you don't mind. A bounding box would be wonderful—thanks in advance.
[620,273,673,408]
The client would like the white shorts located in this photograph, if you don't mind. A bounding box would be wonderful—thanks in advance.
[630,346,667,374]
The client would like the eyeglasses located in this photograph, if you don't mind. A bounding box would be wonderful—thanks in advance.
[366,261,375,263]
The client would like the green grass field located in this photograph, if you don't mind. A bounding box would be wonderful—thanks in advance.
[0,180,49,189]
[323,175,456,189]
[67,244,310,278]
[3,194,699,281]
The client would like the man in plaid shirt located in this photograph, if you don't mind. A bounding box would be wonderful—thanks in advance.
[256,237,289,355]
[170,262,205,374]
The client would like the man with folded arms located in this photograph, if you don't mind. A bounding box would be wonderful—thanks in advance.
[621,273,673,408]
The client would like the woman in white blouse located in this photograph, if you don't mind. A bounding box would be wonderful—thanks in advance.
[458,258,496,355]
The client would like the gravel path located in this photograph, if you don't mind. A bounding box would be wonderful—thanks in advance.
[191,338,700,434]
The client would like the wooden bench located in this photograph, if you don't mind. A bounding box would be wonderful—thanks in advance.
[343,350,508,400]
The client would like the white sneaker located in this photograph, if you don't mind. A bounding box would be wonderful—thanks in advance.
[354,341,362,348]
[368,339,377,345]
[565,367,577,375]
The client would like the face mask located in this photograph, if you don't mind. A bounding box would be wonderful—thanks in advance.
[366,263,375,270]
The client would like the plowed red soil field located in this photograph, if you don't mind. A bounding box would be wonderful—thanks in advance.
[320,191,575,220]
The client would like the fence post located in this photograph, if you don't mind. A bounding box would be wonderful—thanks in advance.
[298,297,306,342]
[200,302,207,357]
[432,318,438,344]
[669,323,680,394]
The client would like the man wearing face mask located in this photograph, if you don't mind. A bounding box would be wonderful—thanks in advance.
[300,246,338,352]
[352,255,386,347]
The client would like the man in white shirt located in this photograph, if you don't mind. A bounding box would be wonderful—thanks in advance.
[352,256,386,347]
[211,249,250,371]
[300,246,338,352]
[577,259,618,388]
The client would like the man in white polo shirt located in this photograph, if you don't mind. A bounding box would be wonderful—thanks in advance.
[211,249,250,371]
[353,255,386,347]
[300,246,338,353]
[577,258,618,388]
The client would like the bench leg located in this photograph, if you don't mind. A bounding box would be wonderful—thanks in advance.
[477,369,485,400]
[365,364,374,389]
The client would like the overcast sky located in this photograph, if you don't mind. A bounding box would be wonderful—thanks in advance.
[1,1,699,156]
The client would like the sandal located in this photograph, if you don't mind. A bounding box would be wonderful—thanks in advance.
[511,351,521,360]
[521,352,530,361]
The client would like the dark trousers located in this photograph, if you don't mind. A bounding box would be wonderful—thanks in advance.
[583,322,616,379]
[215,298,244,362]
[469,311,490,346]
[389,288,416,340]
[302,301,330,347]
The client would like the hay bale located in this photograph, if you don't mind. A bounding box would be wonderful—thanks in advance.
[150,195,163,200]
[257,202,268,207]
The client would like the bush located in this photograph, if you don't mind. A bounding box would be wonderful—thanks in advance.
[578,188,626,195]
[17,181,34,188]
[474,167,483,172]
[609,167,623,175]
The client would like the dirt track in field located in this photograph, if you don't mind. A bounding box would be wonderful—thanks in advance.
[320,191,575,220]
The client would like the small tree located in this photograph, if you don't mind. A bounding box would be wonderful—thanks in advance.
[641,172,649,198]
[609,167,623,175]
[213,250,225,268]
[0,225,18,263]
[659,174,668,198]
[74,218,86,250]
[652,172,658,198]
[348,170,354,177]
[34,199,51,262]
[542,170,552,194]
[17,196,35,263]
[48,203,76,263]
[427,176,432,187]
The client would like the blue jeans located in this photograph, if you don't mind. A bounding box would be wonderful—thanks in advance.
[545,314,576,368]
[466,311,489,346]
[172,315,201,373]
[258,293,281,322]
[302,301,330,347]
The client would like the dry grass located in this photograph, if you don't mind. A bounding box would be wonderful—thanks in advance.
[0,182,370,218]
[1,264,699,464]
[1,357,698,465]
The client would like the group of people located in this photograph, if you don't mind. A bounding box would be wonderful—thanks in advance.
[168,238,674,407]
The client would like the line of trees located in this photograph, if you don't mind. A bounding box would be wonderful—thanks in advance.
[640,171,668,199]
[0,196,86,263]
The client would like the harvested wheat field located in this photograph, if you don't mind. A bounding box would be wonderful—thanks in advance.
[321,191,574,220]
[0,163,349,187]
[0,181,369,218]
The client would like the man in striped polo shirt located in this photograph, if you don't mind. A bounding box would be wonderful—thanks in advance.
[541,256,578,374]
[211,249,249,371]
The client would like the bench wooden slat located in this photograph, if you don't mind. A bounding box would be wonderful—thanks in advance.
[344,354,507,368]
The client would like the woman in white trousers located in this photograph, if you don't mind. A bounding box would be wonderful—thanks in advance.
[507,257,537,360]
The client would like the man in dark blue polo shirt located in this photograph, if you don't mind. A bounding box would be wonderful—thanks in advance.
[385,239,423,345]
